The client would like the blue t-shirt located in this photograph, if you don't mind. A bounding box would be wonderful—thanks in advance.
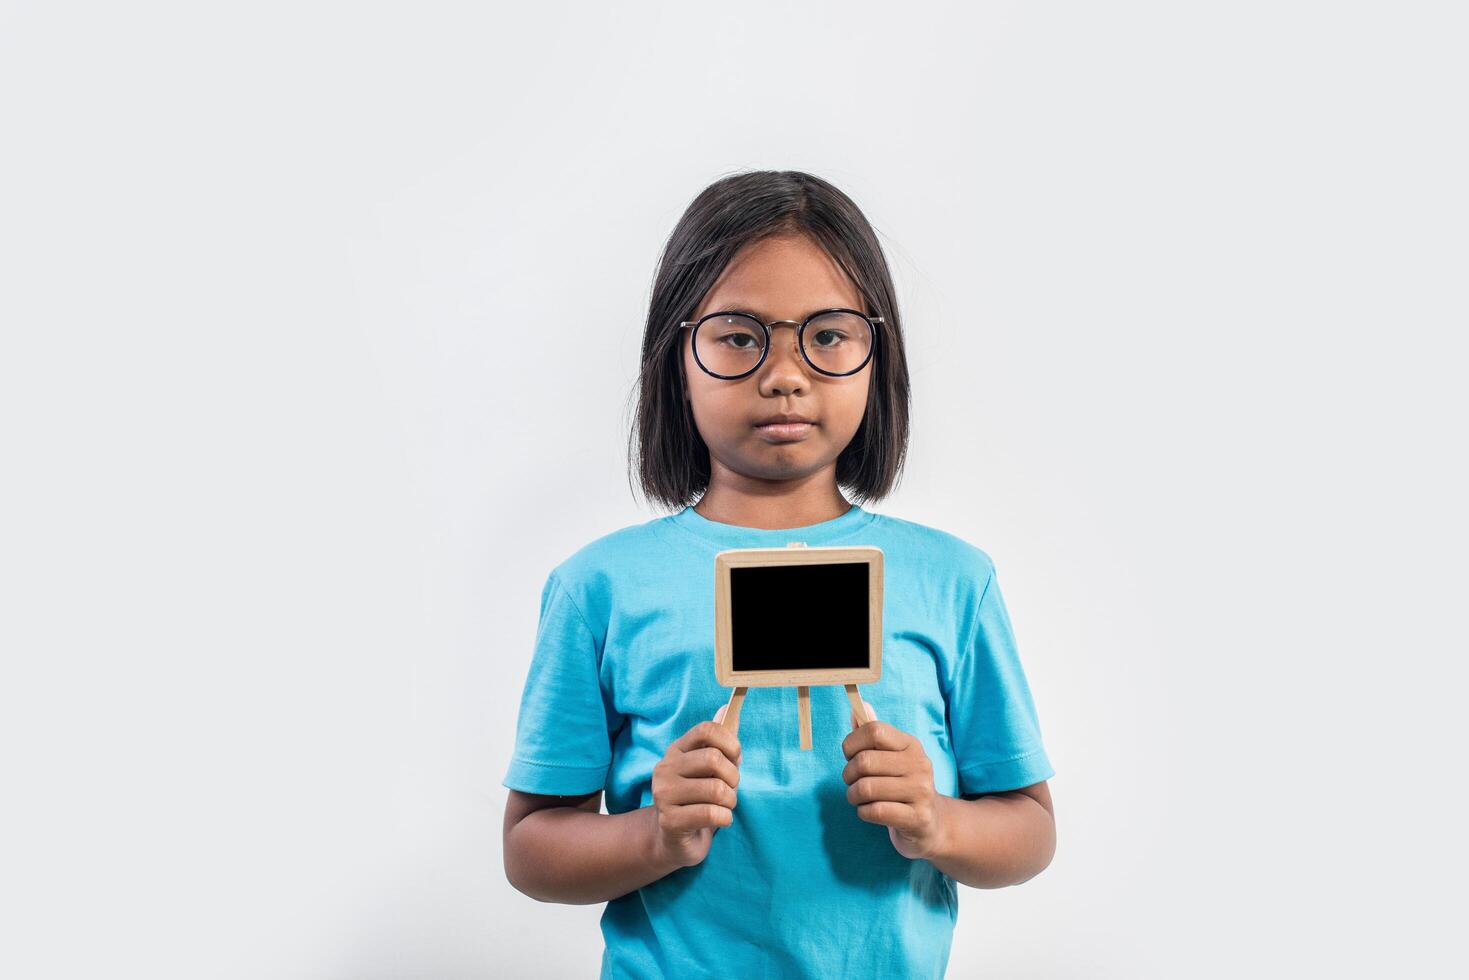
[503,503,1055,979]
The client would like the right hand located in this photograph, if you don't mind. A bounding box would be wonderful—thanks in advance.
[650,706,742,868]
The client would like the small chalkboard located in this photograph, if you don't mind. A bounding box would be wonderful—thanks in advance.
[713,543,883,749]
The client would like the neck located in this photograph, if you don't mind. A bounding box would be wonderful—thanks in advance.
[693,470,850,530]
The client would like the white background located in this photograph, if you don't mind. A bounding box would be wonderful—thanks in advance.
[3,1,1466,977]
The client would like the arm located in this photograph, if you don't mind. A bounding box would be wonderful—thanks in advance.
[503,715,745,905]
[925,781,1056,888]
[502,789,681,905]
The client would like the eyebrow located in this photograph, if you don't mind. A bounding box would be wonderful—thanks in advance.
[705,302,862,320]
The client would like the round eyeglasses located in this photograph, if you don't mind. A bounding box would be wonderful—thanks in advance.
[678,308,883,380]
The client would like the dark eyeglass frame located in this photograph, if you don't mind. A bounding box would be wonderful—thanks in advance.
[677,308,884,380]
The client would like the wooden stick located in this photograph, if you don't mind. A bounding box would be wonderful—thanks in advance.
[797,686,812,750]
[845,684,869,729]
[720,686,747,733]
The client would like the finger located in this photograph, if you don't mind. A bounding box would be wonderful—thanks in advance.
[673,719,743,765]
[847,775,923,807]
[842,718,909,759]
[841,747,910,784]
[855,800,922,833]
[662,775,739,809]
[660,802,734,833]
[676,745,741,788]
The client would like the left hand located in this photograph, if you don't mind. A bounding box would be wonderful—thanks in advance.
[841,701,945,860]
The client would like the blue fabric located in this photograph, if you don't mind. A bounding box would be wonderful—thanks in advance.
[503,504,1055,979]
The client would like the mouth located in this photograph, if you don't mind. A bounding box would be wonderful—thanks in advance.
[754,420,815,441]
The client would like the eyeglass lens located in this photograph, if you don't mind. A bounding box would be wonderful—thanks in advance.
[694,312,873,378]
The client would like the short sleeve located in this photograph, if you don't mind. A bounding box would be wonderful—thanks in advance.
[947,564,1055,796]
[502,570,623,796]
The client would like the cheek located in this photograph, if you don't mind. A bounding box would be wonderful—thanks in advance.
[832,381,871,429]
[684,382,744,439]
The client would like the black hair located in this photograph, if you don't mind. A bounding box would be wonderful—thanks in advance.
[627,169,911,511]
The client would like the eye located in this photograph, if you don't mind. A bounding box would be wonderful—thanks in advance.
[719,332,759,350]
[809,329,850,349]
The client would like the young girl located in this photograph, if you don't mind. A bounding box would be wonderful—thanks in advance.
[502,170,1056,979]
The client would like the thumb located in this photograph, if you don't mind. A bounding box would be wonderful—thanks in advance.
[715,703,728,723]
[852,699,877,727]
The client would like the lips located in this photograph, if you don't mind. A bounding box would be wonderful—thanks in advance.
[754,420,814,441]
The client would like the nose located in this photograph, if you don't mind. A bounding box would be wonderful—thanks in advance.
[758,321,808,394]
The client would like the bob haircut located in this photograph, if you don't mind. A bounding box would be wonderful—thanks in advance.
[628,170,911,511]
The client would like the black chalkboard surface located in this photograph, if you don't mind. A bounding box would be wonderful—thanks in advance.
[729,561,870,671]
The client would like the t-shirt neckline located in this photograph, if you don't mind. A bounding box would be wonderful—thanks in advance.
[668,501,876,549]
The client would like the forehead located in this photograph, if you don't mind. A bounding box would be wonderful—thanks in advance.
[696,233,864,319]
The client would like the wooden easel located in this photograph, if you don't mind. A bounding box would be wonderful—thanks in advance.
[716,541,874,749]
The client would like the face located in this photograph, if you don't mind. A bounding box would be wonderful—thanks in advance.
[682,232,873,487]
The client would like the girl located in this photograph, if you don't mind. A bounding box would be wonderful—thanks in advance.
[502,170,1056,979]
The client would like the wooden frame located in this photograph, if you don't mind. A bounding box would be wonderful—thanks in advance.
[713,542,883,749]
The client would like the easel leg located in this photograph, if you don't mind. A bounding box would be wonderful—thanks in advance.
[845,684,870,729]
[721,687,747,733]
[797,686,812,750]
